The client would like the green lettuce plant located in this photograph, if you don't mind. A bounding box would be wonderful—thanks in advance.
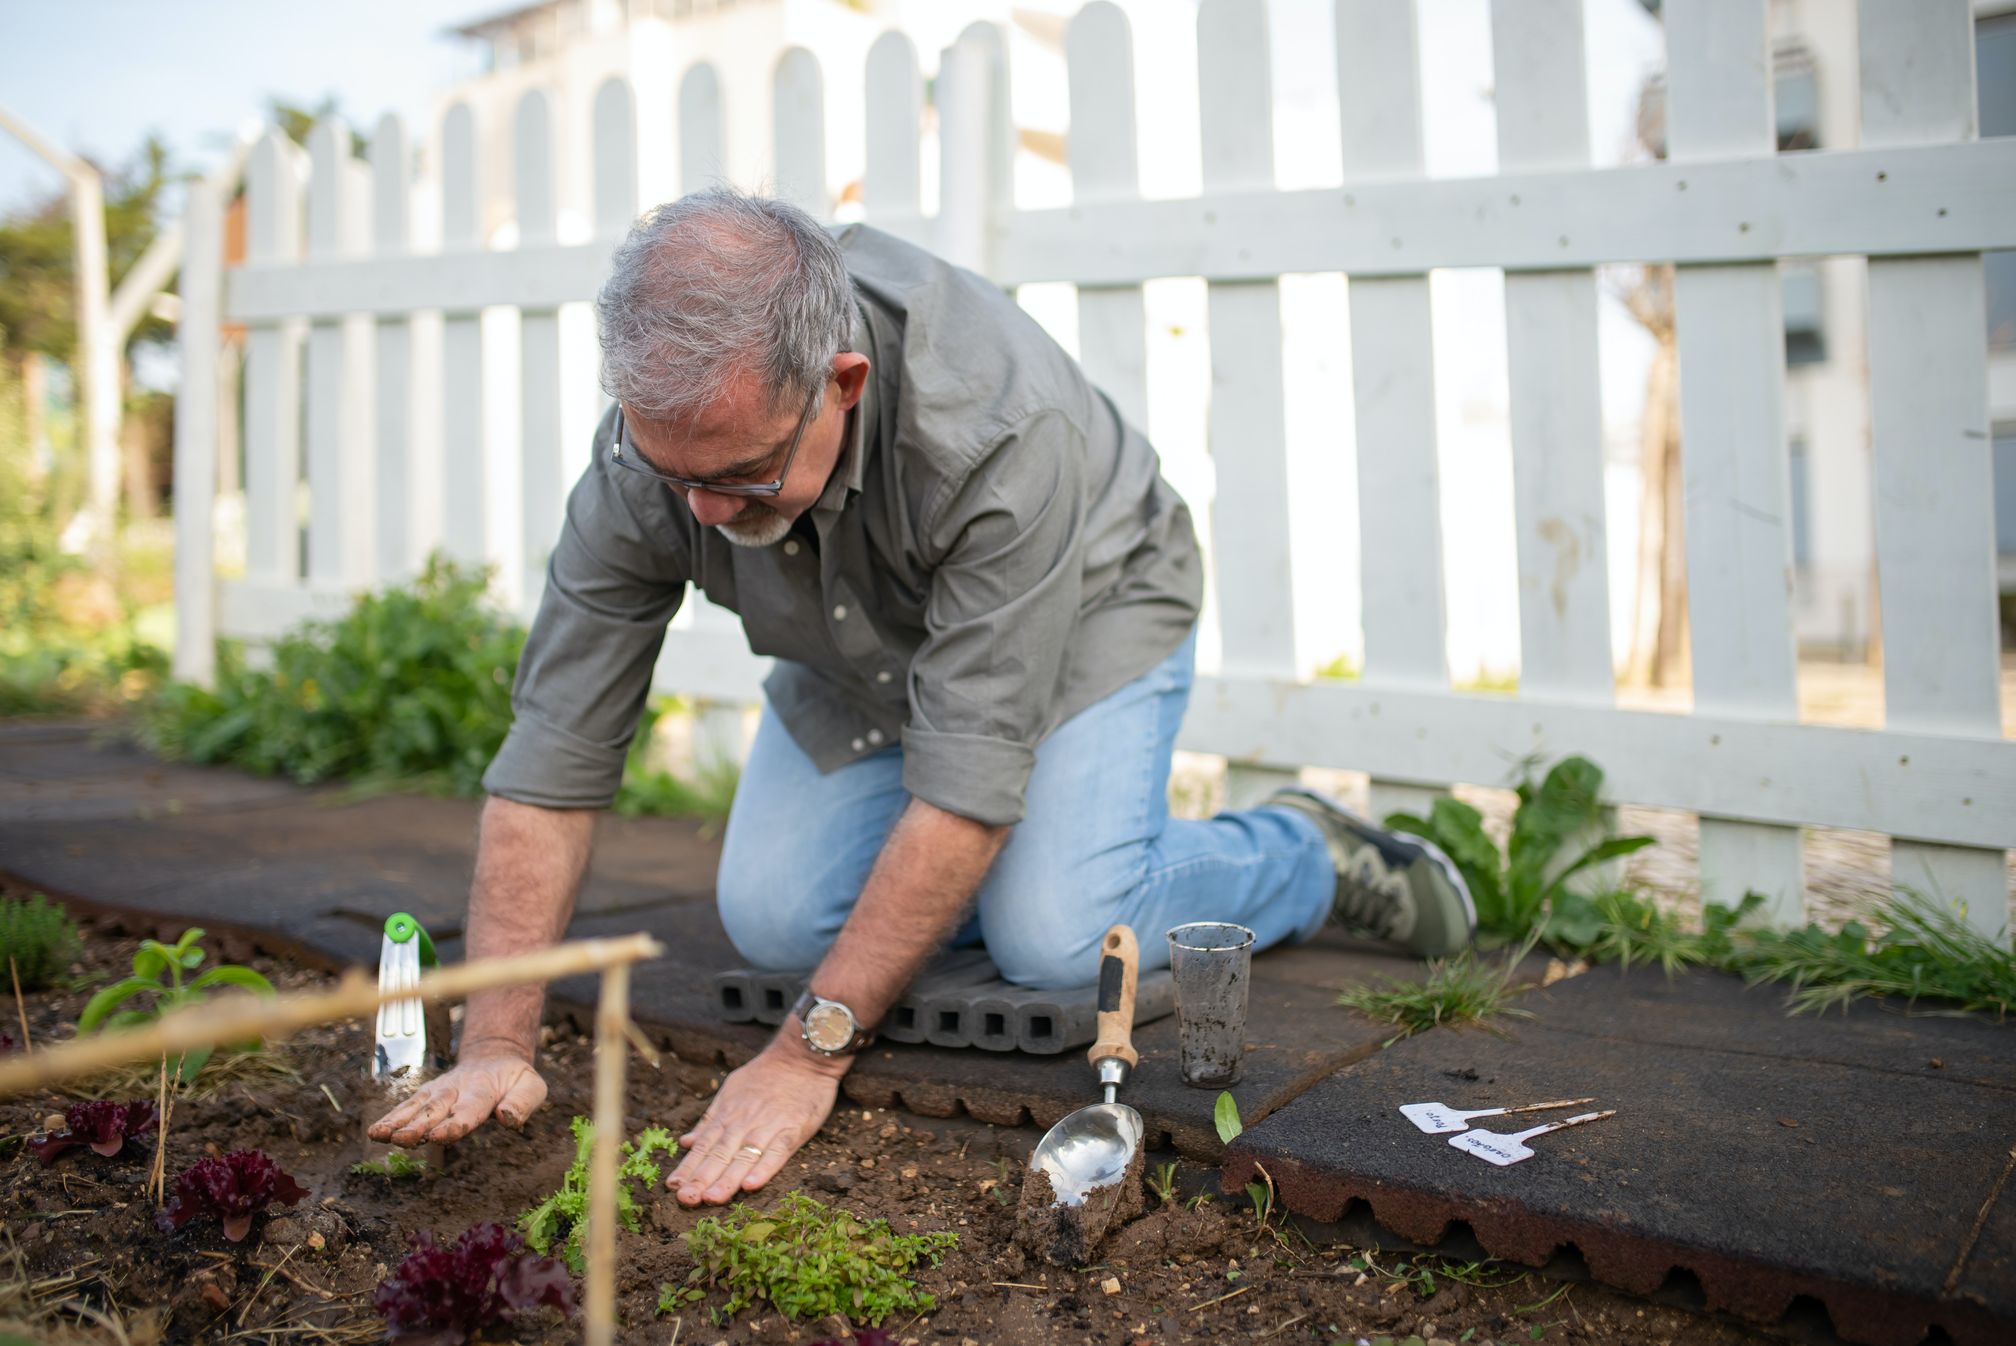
[77,926,274,1081]
[519,1115,677,1274]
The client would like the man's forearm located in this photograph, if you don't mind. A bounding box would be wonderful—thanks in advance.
[459,795,597,1059]
[794,798,1008,1051]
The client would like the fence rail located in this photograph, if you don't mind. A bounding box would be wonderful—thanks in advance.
[174,0,2016,939]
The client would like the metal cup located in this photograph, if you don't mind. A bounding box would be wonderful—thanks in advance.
[1165,922,1256,1088]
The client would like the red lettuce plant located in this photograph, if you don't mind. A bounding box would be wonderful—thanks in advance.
[158,1150,310,1242]
[29,1100,160,1164]
[375,1222,574,1346]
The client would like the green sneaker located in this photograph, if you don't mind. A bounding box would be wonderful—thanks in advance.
[1266,788,1477,959]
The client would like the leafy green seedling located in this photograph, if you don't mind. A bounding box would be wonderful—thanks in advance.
[670,1190,957,1326]
[1213,1092,1243,1145]
[351,1150,428,1180]
[1147,1161,1179,1206]
[77,927,274,1081]
[519,1115,677,1274]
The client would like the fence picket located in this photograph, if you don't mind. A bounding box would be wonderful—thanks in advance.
[172,179,224,686]
[1199,0,1297,807]
[679,63,726,193]
[1860,0,2008,942]
[371,113,416,581]
[516,90,563,618]
[1066,3,1148,432]
[864,31,922,219]
[243,132,305,588]
[439,103,487,567]
[594,77,638,237]
[1338,0,1446,823]
[305,119,375,590]
[936,22,1011,273]
[1667,0,1806,923]
[774,48,828,216]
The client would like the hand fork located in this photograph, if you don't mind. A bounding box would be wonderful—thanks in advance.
[374,912,437,1084]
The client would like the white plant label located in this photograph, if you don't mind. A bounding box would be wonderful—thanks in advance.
[1400,1097,1595,1135]
[1447,1110,1616,1166]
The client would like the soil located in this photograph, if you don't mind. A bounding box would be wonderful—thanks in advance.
[3,914,1787,1346]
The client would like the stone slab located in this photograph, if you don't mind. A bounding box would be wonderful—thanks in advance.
[1223,964,2016,1346]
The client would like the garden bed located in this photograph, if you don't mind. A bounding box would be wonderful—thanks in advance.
[4,915,1779,1346]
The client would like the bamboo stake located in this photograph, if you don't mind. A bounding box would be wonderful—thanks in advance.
[584,961,631,1346]
[0,934,665,1097]
[9,957,29,1050]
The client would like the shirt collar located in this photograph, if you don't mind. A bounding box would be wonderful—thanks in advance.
[813,301,877,517]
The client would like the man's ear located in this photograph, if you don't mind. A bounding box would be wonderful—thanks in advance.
[833,351,871,411]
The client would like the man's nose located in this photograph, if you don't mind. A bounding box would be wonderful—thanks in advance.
[684,488,746,527]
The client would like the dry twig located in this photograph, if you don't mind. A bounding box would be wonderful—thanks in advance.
[1186,1285,1252,1312]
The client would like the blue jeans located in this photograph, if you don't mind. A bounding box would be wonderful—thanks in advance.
[715,632,1334,989]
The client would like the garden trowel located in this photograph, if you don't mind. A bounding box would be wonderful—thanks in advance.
[361,911,450,1174]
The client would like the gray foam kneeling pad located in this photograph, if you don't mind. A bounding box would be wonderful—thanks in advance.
[713,947,1175,1054]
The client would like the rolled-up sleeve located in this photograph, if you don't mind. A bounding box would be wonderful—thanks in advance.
[483,448,689,809]
[901,411,1085,826]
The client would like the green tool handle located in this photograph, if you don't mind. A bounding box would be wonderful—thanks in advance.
[384,912,438,967]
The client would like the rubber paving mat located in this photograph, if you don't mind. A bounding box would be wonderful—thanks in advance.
[1222,964,2016,1346]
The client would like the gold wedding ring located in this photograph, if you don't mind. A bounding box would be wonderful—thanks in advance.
[738,1143,765,1158]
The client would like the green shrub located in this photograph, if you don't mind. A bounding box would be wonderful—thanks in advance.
[0,893,82,990]
[667,1191,957,1326]
[520,1115,678,1274]
[144,557,523,794]
[1383,754,1654,946]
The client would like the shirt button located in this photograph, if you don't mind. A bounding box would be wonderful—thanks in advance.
[867,729,884,745]
[876,670,893,684]
[851,737,866,752]
[782,539,801,556]
[832,604,848,621]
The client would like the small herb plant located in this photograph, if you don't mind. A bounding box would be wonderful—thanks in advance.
[1147,1160,1179,1206]
[77,927,275,1082]
[375,1222,574,1346]
[158,1150,309,1242]
[519,1116,676,1274]
[1,892,81,990]
[1211,1094,1276,1228]
[353,1150,429,1180]
[29,1100,159,1165]
[668,1191,957,1326]
[1384,754,1653,946]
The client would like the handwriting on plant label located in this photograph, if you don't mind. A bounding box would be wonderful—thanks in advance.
[1400,1097,1595,1135]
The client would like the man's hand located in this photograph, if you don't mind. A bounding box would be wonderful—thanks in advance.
[667,1035,847,1206]
[366,1046,549,1146]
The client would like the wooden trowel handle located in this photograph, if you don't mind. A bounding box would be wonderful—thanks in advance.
[1088,924,1139,1070]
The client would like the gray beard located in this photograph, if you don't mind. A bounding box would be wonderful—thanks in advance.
[714,508,794,548]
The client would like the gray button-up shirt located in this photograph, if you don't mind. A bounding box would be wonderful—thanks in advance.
[482,224,1202,826]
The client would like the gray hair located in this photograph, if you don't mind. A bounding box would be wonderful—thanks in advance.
[595,188,852,425]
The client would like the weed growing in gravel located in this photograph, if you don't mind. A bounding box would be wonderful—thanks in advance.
[519,1115,676,1274]
[1735,892,2015,1016]
[1335,933,1541,1041]
[667,1190,957,1326]
[0,893,81,991]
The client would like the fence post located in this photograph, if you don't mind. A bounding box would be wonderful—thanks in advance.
[515,89,563,620]
[1199,0,1300,808]
[243,132,304,589]
[936,22,1010,275]
[1337,0,1448,825]
[1667,0,1807,925]
[1859,0,2008,943]
[372,113,417,582]
[439,103,488,570]
[863,32,922,220]
[774,47,828,216]
[305,119,376,592]
[171,179,224,688]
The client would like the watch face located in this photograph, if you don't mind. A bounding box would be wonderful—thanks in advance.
[804,1002,853,1052]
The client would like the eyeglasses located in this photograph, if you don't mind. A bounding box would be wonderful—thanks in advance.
[609,378,824,498]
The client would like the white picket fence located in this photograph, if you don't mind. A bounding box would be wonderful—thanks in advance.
[172,0,2016,939]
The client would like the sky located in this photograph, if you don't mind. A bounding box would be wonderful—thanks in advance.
[0,0,500,216]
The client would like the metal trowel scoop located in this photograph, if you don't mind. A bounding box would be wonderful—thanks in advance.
[1029,925,1144,1214]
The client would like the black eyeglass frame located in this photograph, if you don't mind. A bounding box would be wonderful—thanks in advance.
[608,378,824,498]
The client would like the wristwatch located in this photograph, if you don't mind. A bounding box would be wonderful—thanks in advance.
[791,990,876,1057]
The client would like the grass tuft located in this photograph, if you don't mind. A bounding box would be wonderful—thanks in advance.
[1336,935,1540,1040]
